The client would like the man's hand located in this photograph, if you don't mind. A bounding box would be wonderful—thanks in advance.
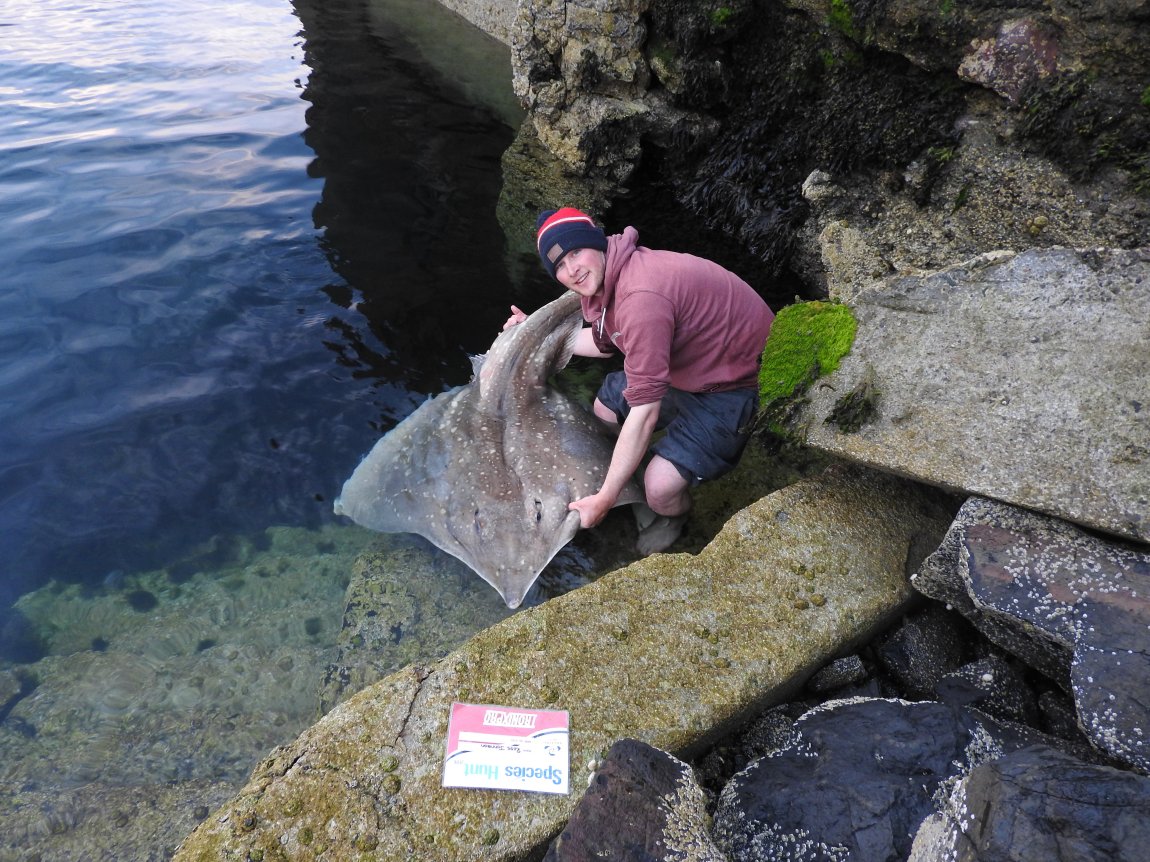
[570,401,660,530]
[502,305,527,330]
[569,490,617,529]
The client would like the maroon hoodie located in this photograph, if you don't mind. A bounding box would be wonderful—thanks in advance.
[581,227,775,406]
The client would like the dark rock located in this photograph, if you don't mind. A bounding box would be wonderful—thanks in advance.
[874,604,973,700]
[544,738,723,862]
[733,707,802,764]
[935,656,1039,727]
[1037,689,1082,741]
[0,609,46,664]
[910,745,1150,862]
[807,654,869,693]
[696,706,806,797]
[712,697,1053,862]
[914,497,1150,771]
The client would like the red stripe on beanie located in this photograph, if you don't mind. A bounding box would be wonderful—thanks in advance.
[536,208,597,251]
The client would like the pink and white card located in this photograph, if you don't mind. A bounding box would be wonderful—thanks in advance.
[442,702,570,794]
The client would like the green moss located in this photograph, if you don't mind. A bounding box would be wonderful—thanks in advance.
[827,0,858,40]
[710,6,733,27]
[1141,85,1150,108]
[758,302,857,402]
[757,301,857,436]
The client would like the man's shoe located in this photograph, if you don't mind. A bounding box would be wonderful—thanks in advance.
[636,513,688,556]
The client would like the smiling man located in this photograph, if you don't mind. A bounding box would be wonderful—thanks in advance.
[505,207,775,555]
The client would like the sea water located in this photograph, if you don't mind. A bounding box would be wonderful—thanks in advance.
[0,0,530,855]
[0,0,526,606]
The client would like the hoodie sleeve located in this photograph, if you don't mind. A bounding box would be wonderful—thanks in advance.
[618,290,675,406]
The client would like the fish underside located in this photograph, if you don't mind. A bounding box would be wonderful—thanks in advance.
[334,292,642,608]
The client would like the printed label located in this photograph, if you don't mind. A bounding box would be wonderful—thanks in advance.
[442,702,569,794]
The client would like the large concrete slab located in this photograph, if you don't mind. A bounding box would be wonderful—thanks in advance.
[794,246,1149,543]
[173,465,955,861]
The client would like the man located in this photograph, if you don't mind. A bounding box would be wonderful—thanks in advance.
[505,207,774,554]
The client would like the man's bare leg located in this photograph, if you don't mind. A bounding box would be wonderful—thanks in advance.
[635,455,690,555]
[592,397,688,554]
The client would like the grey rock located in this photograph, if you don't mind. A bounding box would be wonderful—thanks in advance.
[914,497,1150,771]
[545,739,724,862]
[910,745,1150,862]
[791,247,1150,544]
[712,696,1056,862]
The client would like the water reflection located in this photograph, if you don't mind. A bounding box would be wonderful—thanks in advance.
[297,0,525,394]
[0,0,527,605]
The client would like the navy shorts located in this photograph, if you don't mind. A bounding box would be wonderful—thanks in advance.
[596,370,758,486]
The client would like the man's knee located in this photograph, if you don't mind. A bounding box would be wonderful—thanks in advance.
[644,456,691,515]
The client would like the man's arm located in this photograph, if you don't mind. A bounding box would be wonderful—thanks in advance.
[505,311,611,358]
[572,325,614,358]
[569,400,659,528]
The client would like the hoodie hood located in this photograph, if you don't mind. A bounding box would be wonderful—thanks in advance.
[581,225,638,325]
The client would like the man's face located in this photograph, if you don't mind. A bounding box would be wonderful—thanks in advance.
[554,247,605,298]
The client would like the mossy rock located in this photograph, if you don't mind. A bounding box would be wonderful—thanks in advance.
[757,301,858,433]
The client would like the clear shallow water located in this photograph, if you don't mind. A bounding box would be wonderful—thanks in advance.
[0,0,527,610]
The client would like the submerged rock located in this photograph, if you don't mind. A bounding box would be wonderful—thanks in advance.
[318,535,514,713]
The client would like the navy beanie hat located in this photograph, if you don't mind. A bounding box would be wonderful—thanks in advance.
[536,208,608,280]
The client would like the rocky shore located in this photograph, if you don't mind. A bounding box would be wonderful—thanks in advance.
[171,0,1148,859]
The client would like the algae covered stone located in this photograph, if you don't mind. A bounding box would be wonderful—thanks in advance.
[758,301,858,433]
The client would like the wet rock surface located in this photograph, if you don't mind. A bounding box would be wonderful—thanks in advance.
[915,496,1150,772]
[545,738,723,862]
[711,697,1061,862]
[873,602,972,700]
[910,744,1150,862]
[935,655,1040,728]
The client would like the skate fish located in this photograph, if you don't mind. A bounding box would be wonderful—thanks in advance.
[334,292,642,608]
